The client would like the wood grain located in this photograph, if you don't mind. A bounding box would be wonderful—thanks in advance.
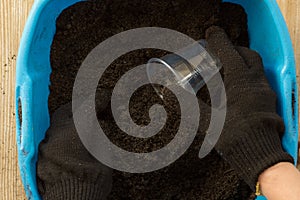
[0,0,34,199]
[277,0,300,73]
[0,1,299,199]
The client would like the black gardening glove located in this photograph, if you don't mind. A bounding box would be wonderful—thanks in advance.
[205,26,294,190]
[37,89,112,200]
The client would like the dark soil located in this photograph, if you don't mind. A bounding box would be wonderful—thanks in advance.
[48,0,254,199]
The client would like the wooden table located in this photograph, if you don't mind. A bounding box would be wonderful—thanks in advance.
[0,1,299,199]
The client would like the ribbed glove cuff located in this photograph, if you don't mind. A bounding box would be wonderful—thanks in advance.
[223,122,294,191]
[42,177,110,200]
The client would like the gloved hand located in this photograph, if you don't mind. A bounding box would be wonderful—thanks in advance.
[205,26,294,190]
[37,89,112,200]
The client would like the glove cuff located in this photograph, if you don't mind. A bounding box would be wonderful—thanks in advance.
[41,177,111,200]
[221,116,294,191]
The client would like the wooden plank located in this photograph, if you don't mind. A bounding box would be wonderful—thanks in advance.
[277,0,300,74]
[0,0,34,199]
[0,1,299,199]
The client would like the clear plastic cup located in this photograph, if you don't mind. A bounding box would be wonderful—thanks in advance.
[147,40,222,98]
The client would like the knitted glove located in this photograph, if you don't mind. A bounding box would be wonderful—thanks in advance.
[37,89,112,200]
[205,26,294,190]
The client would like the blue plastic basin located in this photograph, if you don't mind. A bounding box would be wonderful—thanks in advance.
[16,0,298,199]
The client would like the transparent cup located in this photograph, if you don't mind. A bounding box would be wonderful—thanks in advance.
[147,40,222,98]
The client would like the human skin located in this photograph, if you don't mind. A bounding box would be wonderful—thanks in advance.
[258,162,300,200]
